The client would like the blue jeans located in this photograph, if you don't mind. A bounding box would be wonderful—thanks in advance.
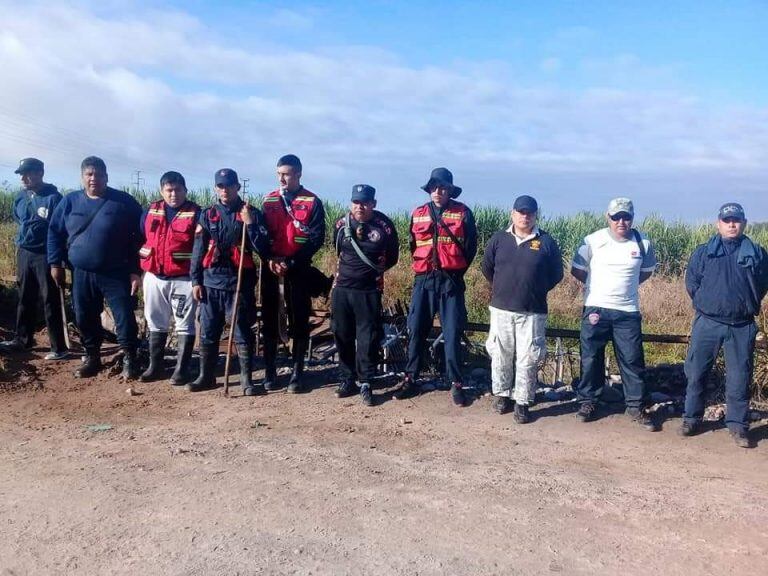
[577,306,647,409]
[72,267,138,351]
[405,273,467,383]
[684,314,757,434]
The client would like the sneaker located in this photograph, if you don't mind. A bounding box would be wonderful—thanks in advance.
[492,396,513,415]
[393,376,419,400]
[626,407,659,432]
[360,383,374,407]
[335,378,358,399]
[576,402,596,422]
[44,350,70,361]
[513,403,531,424]
[730,429,752,449]
[450,382,466,407]
[678,420,699,437]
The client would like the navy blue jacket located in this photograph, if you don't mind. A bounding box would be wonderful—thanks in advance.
[190,198,271,291]
[47,187,143,274]
[685,235,768,325]
[13,184,63,254]
[482,228,564,313]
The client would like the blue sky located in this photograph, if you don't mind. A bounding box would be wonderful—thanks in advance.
[1,0,767,221]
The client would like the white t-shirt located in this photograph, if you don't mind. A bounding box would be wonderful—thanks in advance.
[571,228,656,312]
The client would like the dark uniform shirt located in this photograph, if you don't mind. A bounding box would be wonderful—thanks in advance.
[13,183,63,254]
[482,228,564,313]
[333,210,400,291]
[47,187,143,273]
[190,198,270,291]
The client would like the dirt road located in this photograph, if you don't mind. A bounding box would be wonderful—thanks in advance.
[1,352,766,575]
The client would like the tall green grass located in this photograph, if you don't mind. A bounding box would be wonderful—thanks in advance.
[1,186,766,277]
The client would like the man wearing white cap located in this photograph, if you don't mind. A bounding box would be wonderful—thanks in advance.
[571,198,658,430]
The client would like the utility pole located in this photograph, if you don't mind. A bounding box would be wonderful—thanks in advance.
[132,170,144,193]
[242,177,250,196]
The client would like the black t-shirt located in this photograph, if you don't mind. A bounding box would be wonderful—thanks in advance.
[333,211,399,291]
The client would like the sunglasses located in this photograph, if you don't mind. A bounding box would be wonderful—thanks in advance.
[609,213,633,222]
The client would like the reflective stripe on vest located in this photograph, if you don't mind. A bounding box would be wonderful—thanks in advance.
[410,202,468,274]
[140,200,199,276]
[262,189,317,257]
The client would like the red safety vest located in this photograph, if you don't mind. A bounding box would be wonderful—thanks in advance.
[201,205,256,270]
[410,201,469,274]
[139,200,199,276]
[262,188,318,258]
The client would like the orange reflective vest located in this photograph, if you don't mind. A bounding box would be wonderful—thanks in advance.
[410,202,469,274]
[262,189,318,258]
[139,200,199,276]
[201,205,256,270]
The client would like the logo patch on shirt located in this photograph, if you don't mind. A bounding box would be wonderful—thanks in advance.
[529,239,541,251]
[588,312,600,325]
[368,229,381,242]
[37,206,49,219]
[630,250,640,258]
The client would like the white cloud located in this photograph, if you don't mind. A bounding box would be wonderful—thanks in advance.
[0,1,766,219]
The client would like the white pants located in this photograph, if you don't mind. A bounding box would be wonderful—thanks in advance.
[142,272,196,335]
[485,306,547,405]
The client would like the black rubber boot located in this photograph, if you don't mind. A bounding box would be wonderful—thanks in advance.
[170,334,195,386]
[238,344,265,396]
[140,331,168,382]
[262,337,279,391]
[287,338,308,394]
[121,348,140,381]
[186,344,219,392]
[75,349,102,378]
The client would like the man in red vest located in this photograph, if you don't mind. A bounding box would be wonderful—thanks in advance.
[394,168,477,406]
[188,169,271,395]
[138,171,201,385]
[261,154,326,393]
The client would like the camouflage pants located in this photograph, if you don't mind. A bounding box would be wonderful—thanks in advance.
[485,306,547,406]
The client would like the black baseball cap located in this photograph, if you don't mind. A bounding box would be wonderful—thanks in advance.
[718,202,745,222]
[513,195,538,213]
[15,158,44,174]
[351,184,376,202]
[214,168,239,187]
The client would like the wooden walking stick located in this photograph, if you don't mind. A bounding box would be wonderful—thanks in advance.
[59,285,71,350]
[223,201,250,397]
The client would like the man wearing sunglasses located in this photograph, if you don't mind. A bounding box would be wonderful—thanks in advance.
[571,198,658,430]
[680,203,768,448]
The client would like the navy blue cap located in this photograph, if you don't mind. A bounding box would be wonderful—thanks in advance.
[351,184,376,202]
[15,158,44,174]
[718,202,745,221]
[215,168,239,187]
[513,195,538,213]
[421,167,462,198]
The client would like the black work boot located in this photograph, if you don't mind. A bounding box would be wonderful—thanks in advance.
[576,402,597,422]
[450,382,467,407]
[238,344,265,396]
[335,378,358,398]
[186,344,219,392]
[262,337,279,391]
[75,349,102,378]
[140,331,168,382]
[513,403,531,424]
[170,334,195,386]
[121,347,140,381]
[287,338,308,394]
[626,407,659,432]
[393,375,419,400]
[359,383,374,407]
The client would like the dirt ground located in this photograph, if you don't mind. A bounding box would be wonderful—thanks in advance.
[1,341,767,576]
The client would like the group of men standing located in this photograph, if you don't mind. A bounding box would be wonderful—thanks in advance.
[2,155,767,447]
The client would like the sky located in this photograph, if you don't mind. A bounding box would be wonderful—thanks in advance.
[1,0,767,221]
